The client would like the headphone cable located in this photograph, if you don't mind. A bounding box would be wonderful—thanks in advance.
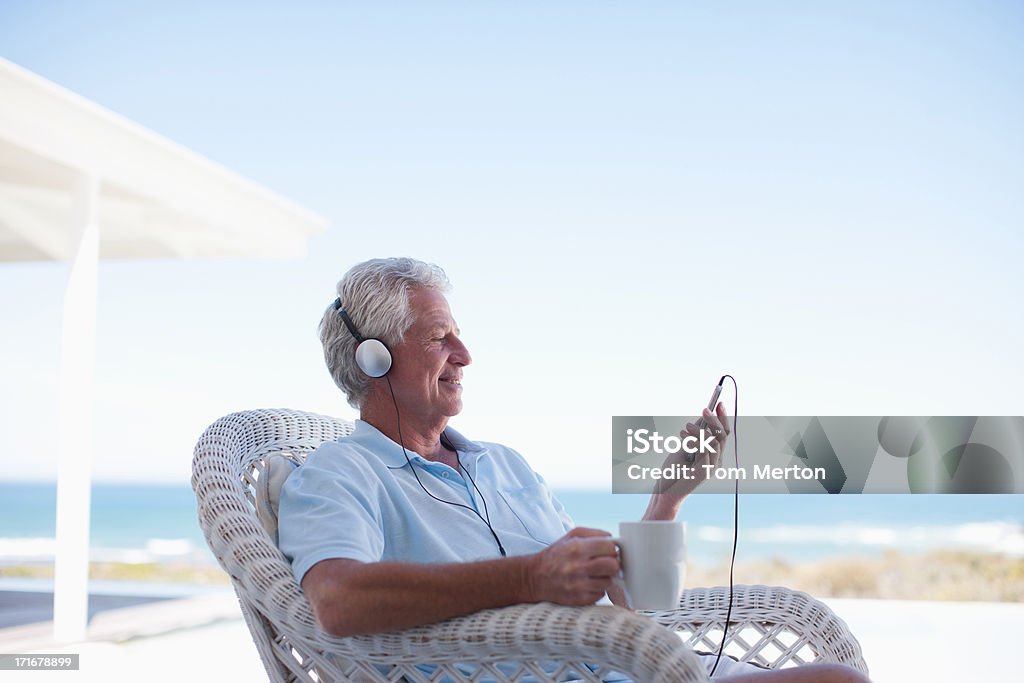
[384,376,507,557]
[709,374,739,678]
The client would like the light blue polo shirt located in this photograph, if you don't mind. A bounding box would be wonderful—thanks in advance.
[279,419,574,585]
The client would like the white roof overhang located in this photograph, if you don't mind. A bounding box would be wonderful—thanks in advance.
[0,56,326,262]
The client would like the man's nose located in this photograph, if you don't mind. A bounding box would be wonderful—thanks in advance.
[451,335,472,366]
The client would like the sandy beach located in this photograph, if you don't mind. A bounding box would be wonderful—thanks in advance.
[2,585,1020,682]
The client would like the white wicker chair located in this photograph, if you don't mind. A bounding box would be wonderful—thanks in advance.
[192,409,869,682]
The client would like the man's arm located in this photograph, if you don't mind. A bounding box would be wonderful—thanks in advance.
[303,528,618,637]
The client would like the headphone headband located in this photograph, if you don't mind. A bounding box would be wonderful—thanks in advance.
[333,298,365,342]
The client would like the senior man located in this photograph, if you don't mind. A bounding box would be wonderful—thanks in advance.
[279,257,868,683]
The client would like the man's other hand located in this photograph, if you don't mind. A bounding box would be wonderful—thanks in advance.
[524,527,619,606]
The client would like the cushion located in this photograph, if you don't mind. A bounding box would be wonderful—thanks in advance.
[255,453,301,545]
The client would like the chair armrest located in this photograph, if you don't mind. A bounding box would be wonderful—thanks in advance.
[644,585,868,675]
[304,603,712,683]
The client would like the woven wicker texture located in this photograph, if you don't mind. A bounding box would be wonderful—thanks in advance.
[192,409,868,682]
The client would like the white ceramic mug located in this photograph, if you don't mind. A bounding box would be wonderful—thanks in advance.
[613,520,687,610]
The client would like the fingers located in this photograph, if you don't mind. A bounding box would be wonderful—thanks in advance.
[572,554,620,603]
[679,418,718,464]
[585,555,620,579]
[697,409,726,467]
[563,530,618,557]
[679,421,700,464]
[568,534,618,561]
[557,531,617,557]
[566,527,612,540]
[715,401,732,435]
[693,402,731,435]
[701,407,727,437]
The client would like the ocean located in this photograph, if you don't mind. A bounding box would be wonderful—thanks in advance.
[1,483,1021,569]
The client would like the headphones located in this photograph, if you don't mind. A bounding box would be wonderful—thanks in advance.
[333,298,392,377]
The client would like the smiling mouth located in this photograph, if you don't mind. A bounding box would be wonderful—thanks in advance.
[439,378,461,385]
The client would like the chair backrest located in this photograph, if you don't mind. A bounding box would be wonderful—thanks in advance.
[192,409,355,681]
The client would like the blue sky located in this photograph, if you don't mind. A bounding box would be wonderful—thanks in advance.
[1,1,1022,483]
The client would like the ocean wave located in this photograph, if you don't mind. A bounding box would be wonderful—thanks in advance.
[695,521,1024,556]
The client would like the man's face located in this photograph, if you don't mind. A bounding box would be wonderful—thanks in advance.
[387,287,472,425]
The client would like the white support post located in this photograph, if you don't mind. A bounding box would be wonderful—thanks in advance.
[53,172,100,643]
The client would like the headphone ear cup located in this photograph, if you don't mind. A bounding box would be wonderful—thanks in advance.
[355,338,392,377]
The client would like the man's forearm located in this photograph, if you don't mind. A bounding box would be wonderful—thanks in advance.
[305,555,536,637]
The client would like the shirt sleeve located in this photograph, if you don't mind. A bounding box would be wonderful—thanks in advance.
[278,442,386,585]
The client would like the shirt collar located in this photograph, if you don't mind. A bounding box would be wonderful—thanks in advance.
[352,419,485,469]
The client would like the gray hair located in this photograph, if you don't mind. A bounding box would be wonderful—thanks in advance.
[320,257,451,408]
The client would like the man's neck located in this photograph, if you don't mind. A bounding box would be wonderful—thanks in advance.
[360,403,452,464]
